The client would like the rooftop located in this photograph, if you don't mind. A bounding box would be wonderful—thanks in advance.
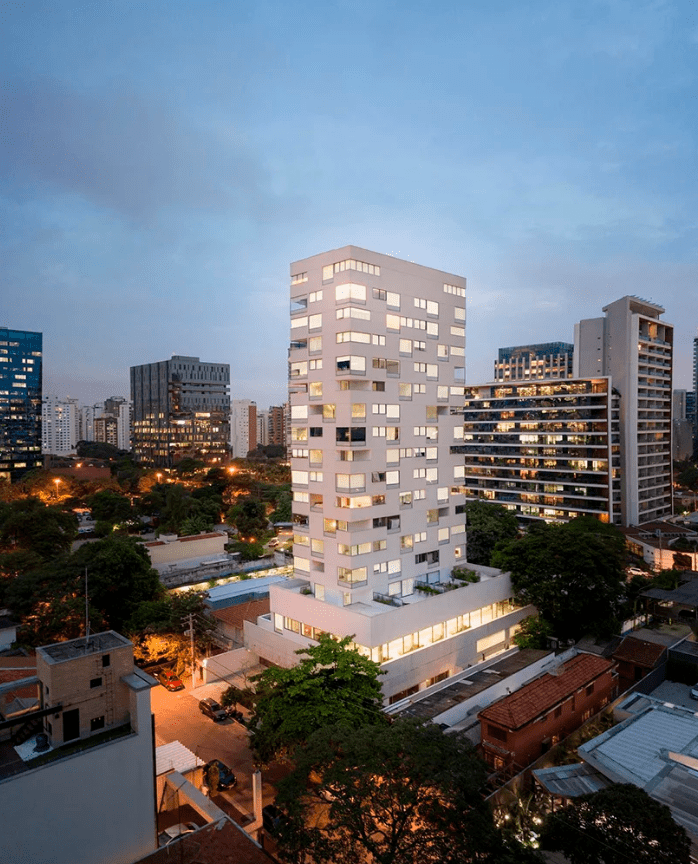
[479,653,614,731]
[137,817,274,864]
[393,649,550,722]
[38,631,131,664]
[612,635,667,668]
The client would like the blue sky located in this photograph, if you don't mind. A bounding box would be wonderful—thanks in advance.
[2,0,697,406]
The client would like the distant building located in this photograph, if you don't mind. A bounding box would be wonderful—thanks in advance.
[42,395,79,457]
[461,377,621,524]
[268,403,287,449]
[0,327,43,482]
[493,342,573,382]
[231,399,256,458]
[0,631,157,864]
[78,402,102,443]
[256,408,269,447]
[575,296,673,525]
[103,396,131,451]
[478,653,617,771]
[674,390,694,461]
[130,355,230,466]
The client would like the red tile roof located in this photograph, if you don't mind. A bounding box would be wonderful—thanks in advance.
[138,818,274,864]
[211,599,270,630]
[478,653,614,731]
[612,636,666,668]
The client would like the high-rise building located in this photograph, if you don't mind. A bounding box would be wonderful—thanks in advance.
[268,404,287,449]
[460,378,621,524]
[42,395,79,457]
[103,396,131,451]
[575,296,673,525]
[244,246,531,703]
[130,355,230,466]
[230,399,257,458]
[256,409,269,447]
[493,342,574,382]
[0,327,42,482]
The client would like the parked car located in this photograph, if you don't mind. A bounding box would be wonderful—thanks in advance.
[199,697,227,721]
[690,684,698,700]
[268,538,279,547]
[158,822,199,847]
[204,759,237,791]
[155,668,185,692]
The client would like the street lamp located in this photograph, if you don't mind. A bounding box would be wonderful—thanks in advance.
[53,478,61,499]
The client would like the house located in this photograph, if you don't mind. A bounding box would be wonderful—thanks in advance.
[0,631,158,864]
[478,653,617,771]
[611,635,667,692]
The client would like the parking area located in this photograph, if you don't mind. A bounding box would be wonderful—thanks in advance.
[650,680,698,711]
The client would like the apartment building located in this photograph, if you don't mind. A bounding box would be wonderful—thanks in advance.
[575,296,673,525]
[268,404,287,448]
[130,355,230,466]
[244,246,533,702]
[231,398,257,458]
[493,342,573,382]
[0,328,42,482]
[42,395,79,456]
[459,378,621,524]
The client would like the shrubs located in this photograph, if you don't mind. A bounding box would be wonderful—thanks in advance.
[452,567,480,584]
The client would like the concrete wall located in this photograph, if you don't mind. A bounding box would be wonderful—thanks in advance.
[201,647,260,685]
[0,725,156,864]
[146,533,226,566]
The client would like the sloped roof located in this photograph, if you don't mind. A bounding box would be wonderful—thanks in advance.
[211,599,270,630]
[478,653,614,731]
[612,636,667,668]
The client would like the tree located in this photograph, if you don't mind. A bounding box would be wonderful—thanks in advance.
[540,783,691,864]
[677,465,698,492]
[0,498,77,559]
[220,683,256,711]
[270,491,292,524]
[674,551,693,571]
[76,440,126,460]
[274,719,519,864]
[512,615,552,649]
[247,634,385,764]
[464,501,519,566]
[227,496,269,539]
[87,489,132,524]
[492,517,626,640]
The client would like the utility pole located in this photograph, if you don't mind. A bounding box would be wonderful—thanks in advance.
[183,613,196,689]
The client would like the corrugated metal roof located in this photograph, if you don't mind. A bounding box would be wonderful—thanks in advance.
[156,741,204,776]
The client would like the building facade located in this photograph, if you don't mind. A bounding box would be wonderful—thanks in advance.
[493,342,574,382]
[0,631,157,864]
[0,328,43,482]
[244,247,533,703]
[42,395,79,457]
[268,404,287,448]
[230,399,257,458]
[479,652,617,771]
[575,296,673,525]
[103,396,132,451]
[459,378,621,524]
[130,355,230,466]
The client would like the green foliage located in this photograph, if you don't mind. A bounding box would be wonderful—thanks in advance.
[6,534,163,643]
[452,567,480,583]
[174,457,206,476]
[227,496,269,539]
[464,501,519,566]
[654,568,683,590]
[220,684,256,711]
[228,539,266,561]
[540,783,691,864]
[0,498,78,559]
[76,440,126,460]
[248,634,385,765]
[512,615,552,649]
[275,719,510,864]
[87,489,132,523]
[677,465,698,491]
[492,517,626,640]
[270,491,292,524]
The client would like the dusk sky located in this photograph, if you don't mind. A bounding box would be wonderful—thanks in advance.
[3,0,697,408]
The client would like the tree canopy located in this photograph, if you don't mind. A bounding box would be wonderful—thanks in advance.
[227,496,269,539]
[0,498,77,559]
[274,719,533,864]
[492,517,626,640]
[540,783,691,864]
[247,634,385,765]
[464,500,519,566]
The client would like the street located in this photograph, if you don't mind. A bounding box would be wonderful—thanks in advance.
[150,679,287,816]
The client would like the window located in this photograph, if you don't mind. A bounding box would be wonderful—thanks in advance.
[336,427,366,443]
[586,683,595,696]
[336,282,366,302]
[337,306,370,321]
[399,383,412,399]
[309,290,323,301]
[309,427,323,437]
[336,355,366,374]
[323,404,336,419]
[90,716,105,732]
[308,313,322,330]
[102,654,110,668]
[309,382,322,397]
[90,677,102,689]
[309,336,322,352]
[400,339,412,355]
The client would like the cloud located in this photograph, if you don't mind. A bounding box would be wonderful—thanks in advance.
[1,75,269,221]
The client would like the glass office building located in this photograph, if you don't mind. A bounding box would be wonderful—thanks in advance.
[0,328,43,482]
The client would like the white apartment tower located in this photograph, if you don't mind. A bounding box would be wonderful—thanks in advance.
[245,247,532,703]
[575,296,673,525]
[230,399,257,458]
[42,395,80,456]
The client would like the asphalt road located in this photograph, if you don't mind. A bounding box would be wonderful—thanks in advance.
[150,680,287,816]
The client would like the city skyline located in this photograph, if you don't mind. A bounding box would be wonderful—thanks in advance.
[3,1,697,405]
